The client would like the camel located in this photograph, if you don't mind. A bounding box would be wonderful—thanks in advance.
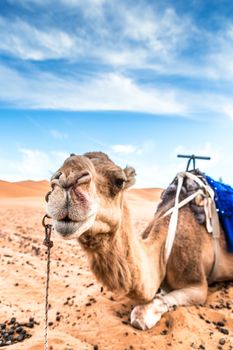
[46,151,233,330]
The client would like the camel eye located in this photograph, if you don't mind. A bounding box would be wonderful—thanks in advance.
[115,178,125,189]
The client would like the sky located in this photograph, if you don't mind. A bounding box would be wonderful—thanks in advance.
[0,0,233,188]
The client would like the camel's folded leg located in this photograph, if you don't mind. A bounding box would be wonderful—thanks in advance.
[130,283,208,330]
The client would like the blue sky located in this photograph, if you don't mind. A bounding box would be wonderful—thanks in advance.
[0,0,233,187]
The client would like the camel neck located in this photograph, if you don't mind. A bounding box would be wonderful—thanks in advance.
[83,201,164,303]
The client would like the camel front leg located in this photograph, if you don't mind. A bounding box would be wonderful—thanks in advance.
[130,283,208,330]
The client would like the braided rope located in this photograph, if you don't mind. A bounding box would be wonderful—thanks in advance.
[43,219,53,350]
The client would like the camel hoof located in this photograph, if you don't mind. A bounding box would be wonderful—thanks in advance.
[130,305,162,331]
[130,317,148,330]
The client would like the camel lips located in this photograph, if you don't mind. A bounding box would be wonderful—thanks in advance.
[62,216,72,223]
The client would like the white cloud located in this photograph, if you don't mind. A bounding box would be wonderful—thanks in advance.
[2,0,233,87]
[154,22,233,82]
[51,151,70,164]
[103,49,147,67]
[223,104,233,121]
[9,0,106,6]
[18,149,50,179]
[0,2,193,64]
[1,2,233,122]
[1,61,233,119]
[0,64,186,114]
[0,148,69,181]
[203,24,233,81]
[8,0,47,4]
[111,144,142,155]
[2,58,233,121]
[60,0,107,13]
[134,163,163,188]
[0,17,77,60]
[97,4,194,66]
[2,0,232,93]
[122,7,192,58]
[50,129,68,139]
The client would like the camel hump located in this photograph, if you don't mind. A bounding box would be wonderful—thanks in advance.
[159,169,207,225]
[159,170,233,253]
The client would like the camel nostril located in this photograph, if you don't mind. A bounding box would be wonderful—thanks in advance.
[50,170,91,190]
[51,171,62,181]
[45,191,52,202]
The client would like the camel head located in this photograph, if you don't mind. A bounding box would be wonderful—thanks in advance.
[46,152,136,240]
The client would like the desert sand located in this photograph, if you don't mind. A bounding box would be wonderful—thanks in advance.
[0,181,233,350]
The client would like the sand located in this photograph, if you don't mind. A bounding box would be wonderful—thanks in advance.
[0,180,49,198]
[0,181,233,349]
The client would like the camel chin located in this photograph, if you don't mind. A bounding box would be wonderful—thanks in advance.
[53,214,96,240]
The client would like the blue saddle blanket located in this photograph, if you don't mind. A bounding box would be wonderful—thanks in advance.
[206,175,233,252]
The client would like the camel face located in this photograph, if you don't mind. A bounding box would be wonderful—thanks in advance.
[46,152,136,240]
[46,154,98,239]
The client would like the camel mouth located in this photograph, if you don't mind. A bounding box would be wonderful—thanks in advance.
[61,216,73,223]
[53,213,96,240]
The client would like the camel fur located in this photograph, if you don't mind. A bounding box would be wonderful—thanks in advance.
[46,152,233,330]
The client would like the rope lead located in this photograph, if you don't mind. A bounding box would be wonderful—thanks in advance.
[42,215,53,350]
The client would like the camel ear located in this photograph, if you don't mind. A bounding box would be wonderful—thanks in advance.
[124,166,136,189]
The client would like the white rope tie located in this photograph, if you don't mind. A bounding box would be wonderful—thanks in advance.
[165,174,184,261]
[163,188,203,219]
[163,171,220,269]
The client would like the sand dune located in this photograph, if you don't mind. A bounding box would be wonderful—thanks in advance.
[0,182,233,349]
[0,180,50,198]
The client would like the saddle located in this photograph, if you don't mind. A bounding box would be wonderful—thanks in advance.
[206,175,233,252]
[161,170,233,253]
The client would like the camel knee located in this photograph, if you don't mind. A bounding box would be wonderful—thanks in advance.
[163,283,208,308]
[191,284,208,305]
[130,283,208,331]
